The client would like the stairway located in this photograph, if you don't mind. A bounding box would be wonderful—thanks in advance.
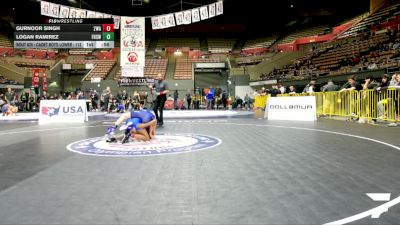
[146,38,159,56]
[200,37,208,53]
[231,38,246,54]
[166,54,177,80]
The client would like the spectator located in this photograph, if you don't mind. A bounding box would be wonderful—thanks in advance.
[185,90,192,109]
[5,88,16,105]
[121,90,128,109]
[173,90,179,110]
[270,84,281,97]
[193,91,201,110]
[321,80,339,92]
[101,86,111,112]
[42,91,49,100]
[387,73,400,127]
[279,84,286,94]
[206,86,215,110]
[374,74,391,123]
[367,61,378,70]
[235,96,243,109]
[90,89,99,111]
[340,76,362,92]
[302,80,316,94]
[362,76,378,90]
[288,86,297,95]
[244,93,251,110]
[133,90,140,104]
[77,90,85,100]
[116,91,123,105]
[221,90,228,109]
[20,91,28,111]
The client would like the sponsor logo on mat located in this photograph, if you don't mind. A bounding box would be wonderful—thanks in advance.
[67,133,221,156]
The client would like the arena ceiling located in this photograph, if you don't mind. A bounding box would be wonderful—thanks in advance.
[2,0,370,36]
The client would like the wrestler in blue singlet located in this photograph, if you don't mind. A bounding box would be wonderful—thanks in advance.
[125,117,142,133]
[1,104,9,114]
[130,109,155,123]
[105,110,155,139]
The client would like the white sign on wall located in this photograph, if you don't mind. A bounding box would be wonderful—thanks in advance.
[120,17,145,67]
[266,96,316,121]
[121,66,144,77]
[235,86,254,99]
[39,100,88,124]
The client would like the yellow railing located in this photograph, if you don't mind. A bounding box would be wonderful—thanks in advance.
[277,90,399,122]
[254,95,269,109]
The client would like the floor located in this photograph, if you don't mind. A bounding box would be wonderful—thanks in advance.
[0,114,399,225]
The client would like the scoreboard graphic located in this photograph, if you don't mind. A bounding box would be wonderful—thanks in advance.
[14,19,114,49]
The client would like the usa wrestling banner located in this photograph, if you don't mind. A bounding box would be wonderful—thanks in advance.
[120,17,145,67]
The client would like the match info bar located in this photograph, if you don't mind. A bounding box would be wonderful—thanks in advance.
[14,41,114,49]
[14,21,114,49]
[15,24,114,32]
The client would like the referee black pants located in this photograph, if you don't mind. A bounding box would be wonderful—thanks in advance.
[153,94,167,123]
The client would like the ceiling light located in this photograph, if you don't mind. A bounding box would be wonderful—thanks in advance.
[174,49,182,56]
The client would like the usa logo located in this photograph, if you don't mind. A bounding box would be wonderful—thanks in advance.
[41,106,60,117]
[67,133,221,157]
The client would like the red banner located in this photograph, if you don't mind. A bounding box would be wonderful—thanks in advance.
[32,68,40,87]
[42,69,48,92]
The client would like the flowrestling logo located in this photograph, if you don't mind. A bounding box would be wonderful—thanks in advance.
[67,133,221,157]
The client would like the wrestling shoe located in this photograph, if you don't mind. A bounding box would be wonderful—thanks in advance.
[106,137,117,143]
[105,126,116,136]
[121,133,131,144]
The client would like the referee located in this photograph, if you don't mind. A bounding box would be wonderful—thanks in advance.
[150,73,169,126]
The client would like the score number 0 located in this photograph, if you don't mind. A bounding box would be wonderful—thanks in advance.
[102,24,114,32]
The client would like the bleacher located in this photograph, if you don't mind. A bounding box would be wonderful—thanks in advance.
[115,58,168,79]
[70,59,116,81]
[69,49,94,55]
[243,37,277,51]
[156,38,200,50]
[339,2,400,38]
[3,59,52,77]
[207,38,236,53]
[262,30,400,81]
[236,52,274,66]
[0,75,18,84]
[0,33,12,47]
[25,49,57,59]
[4,58,54,75]
[174,58,220,80]
[278,26,329,44]
[143,58,168,78]
[0,48,14,57]
[313,33,390,72]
